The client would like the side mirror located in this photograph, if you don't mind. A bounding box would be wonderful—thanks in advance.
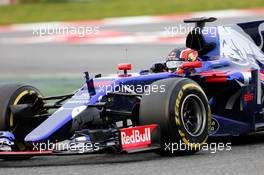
[117,63,132,71]
[117,63,132,77]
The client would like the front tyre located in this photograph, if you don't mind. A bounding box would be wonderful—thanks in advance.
[139,78,211,156]
[0,84,45,152]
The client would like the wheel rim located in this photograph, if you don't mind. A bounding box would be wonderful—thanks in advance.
[10,90,29,131]
[9,90,43,150]
[180,94,206,137]
[10,90,41,132]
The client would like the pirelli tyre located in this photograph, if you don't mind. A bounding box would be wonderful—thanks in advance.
[139,78,211,156]
[0,84,45,152]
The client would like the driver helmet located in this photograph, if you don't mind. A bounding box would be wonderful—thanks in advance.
[166,48,198,62]
[166,48,198,72]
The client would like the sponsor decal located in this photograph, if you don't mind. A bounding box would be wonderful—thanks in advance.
[121,128,151,145]
[210,118,220,135]
[219,26,264,67]
[244,92,254,102]
[65,91,90,105]
[120,125,157,150]
[73,92,90,100]
[71,106,87,119]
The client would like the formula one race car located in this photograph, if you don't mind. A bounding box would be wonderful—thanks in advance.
[1,17,264,160]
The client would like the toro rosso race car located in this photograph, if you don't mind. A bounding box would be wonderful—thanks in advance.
[1,17,264,159]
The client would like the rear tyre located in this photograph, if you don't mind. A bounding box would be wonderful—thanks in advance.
[0,84,45,154]
[139,78,211,156]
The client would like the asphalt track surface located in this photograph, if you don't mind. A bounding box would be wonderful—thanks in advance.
[1,15,264,175]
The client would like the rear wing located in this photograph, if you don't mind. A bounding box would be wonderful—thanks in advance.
[184,17,217,55]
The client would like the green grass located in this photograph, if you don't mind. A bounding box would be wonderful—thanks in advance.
[0,0,264,25]
[0,78,83,96]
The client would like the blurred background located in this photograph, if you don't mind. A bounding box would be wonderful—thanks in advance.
[0,0,264,24]
[0,0,263,96]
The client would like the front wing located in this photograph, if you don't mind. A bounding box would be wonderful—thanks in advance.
[0,124,160,159]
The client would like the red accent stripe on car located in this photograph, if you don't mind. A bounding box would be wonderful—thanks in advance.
[205,77,228,83]
[0,150,52,156]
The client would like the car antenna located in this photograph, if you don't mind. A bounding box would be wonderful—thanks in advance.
[125,48,128,59]
[117,48,128,74]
